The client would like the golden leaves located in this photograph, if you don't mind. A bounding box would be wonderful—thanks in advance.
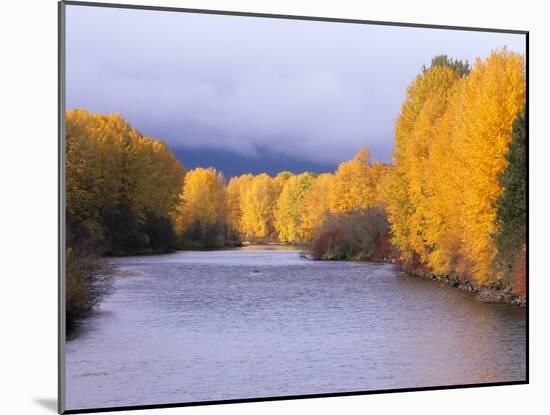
[387,49,525,283]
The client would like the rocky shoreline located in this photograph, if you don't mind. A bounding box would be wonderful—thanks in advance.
[403,267,526,306]
[300,251,526,307]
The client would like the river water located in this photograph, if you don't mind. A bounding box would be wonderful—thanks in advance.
[65,246,526,410]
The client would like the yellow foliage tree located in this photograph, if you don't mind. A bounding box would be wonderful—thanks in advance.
[66,109,185,253]
[370,162,393,208]
[273,171,293,195]
[459,49,526,283]
[329,148,378,213]
[388,66,461,263]
[299,173,333,241]
[422,79,468,275]
[175,167,227,246]
[275,173,316,243]
[240,173,278,240]
[388,49,525,285]
[226,176,243,238]
[235,174,255,239]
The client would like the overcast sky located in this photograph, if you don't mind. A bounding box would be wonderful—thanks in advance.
[65,4,525,171]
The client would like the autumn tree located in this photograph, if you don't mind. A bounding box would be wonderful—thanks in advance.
[311,207,390,261]
[273,171,293,195]
[422,78,468,275]
[231,174,254,238]
[66,109,185,254]
[240,173,278,241]
[329,148,378,213]
[65,109,185,325]
[459,49,526,283]
[226,176,244,244]
[275,173,316,243]
[387,66,460,264]
[175,167,228,247]
[388,49,525,286]
[370,162,392,208]
[299,173,333,241]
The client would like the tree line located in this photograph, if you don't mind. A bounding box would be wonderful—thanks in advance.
[65,48,526,326]
[175,49,527,293]
[174,149,391,251]
[387,49,526,291]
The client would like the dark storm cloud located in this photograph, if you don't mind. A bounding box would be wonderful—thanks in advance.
[66,5,525,165]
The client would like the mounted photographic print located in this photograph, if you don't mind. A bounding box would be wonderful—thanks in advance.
[59,1,528,413]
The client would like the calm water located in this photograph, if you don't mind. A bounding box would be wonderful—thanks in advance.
[65,247,526,410]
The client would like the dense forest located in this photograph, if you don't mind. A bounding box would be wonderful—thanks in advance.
[66,48,526,326]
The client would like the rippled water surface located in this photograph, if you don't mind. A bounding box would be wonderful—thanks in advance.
[65,247,526,410]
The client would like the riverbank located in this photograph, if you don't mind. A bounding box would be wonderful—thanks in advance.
[403,267,526,306]
[301,251,526,306]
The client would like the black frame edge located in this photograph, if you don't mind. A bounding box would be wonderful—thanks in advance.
[58,1,67,414]
[524,30,530,385]
[62,381,528,414]
[61,0,528,35]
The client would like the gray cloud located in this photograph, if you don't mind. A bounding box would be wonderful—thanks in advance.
[66,5,526,164]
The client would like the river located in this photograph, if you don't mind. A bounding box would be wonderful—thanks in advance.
[65,246,526,410]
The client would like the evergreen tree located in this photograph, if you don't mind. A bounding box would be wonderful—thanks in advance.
[422,54,470,77]
[494,108,527,277]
